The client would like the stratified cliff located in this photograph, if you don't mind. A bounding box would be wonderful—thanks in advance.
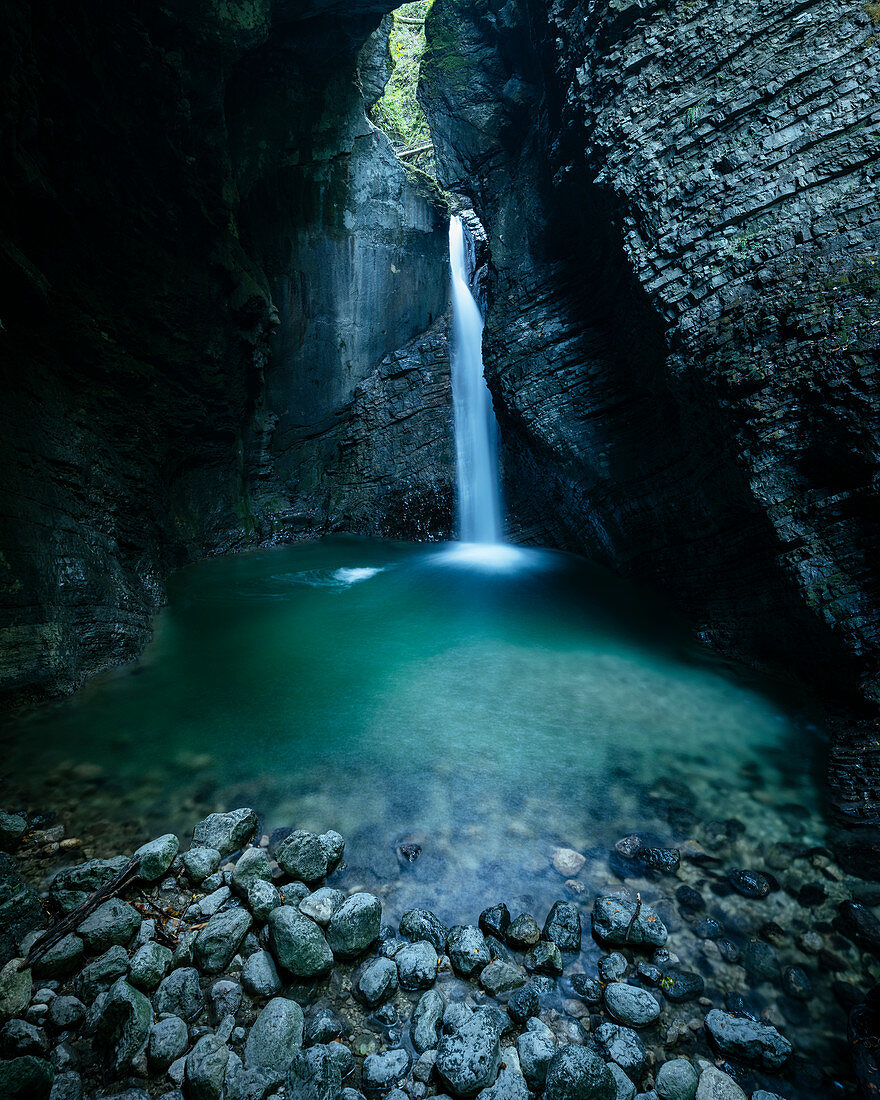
[420,0,880,826]
[0,1,453,704]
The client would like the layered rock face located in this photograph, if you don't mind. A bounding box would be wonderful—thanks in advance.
[420,0,880,820]
[0,1,452,703]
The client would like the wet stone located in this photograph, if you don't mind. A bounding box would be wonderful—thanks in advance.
[268,908,333,979]
[660,970,704,1003]
[0,1018,47,1057]
[244,997,304,1084]
[209,980,241,1024]
[94,978,152,1074]
[726,870,773,899]
[148,1016,188,1069]
[134,834,179,882]
[516,1017,556,1089]
[75,945,129,1002]
[592,896,667,948]
[447,926,491,977]
[781,965,812,1001]
[411,989,444,1054]
[604,982,661,1027]
[480,960,525,996]
[241,950,281,999]
[246,879,282,922]
[0,1055,54,1100]
[47,996,85,1032]
[128,942,172,992]
[544,1043,615,1100]
[76,898,141,955]
[609,1062,636,1100]
[525,941,563,976]
[298,888,344,927]
[325,892,382,958]
[181,848,221,885]
[192,809,258,858]
[692,918,723,941]
[743,940,779,982]
[638,848,680,874]
[154,967,205,1022]
[704,1009,792,1070]
[569,974,603,1006]
[594,1021,647,1075]
[598,953,627,983]
[399,908,449,952]
[275,830,344,884]
[231,849,272,898]
[543,902,582,952]
[655,1057,698,1100]
[304,1007,344,1047]
[436,1008,502,1097]
[552,848,586,877]
[184,1033,229,1100]
[834,901,880,955]
[675,886,704,913]
[356,956,398,1007]
[396,941,438,990]
[479,904,511,940]
[506,914,541,950]
[508,985,540,1024]
[694,1066,747,1099]
[194,908,252,976]
[362,1048,411,1092]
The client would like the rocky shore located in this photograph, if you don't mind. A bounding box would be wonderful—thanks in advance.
[1,806,878,1099]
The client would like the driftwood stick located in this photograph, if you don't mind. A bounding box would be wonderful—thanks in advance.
[625,891,642,943]
[25,855,142,966]
[397,142,433,160]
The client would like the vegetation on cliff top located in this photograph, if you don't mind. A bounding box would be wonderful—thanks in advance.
[371,0,435,168]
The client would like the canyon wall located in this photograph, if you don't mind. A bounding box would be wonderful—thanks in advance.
[0,0,453,704]
[420,0,880,827]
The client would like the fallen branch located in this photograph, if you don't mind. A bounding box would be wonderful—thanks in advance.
[624,892,642,943]
[397,142,433,160]
[25,855,141,966]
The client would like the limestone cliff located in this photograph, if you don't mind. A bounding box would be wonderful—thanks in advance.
[420,0,880,824]
[0,0,453,704]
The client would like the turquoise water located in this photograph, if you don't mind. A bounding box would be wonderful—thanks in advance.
[2,538,825,918]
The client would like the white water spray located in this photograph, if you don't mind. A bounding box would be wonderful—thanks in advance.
[449,215,503,546]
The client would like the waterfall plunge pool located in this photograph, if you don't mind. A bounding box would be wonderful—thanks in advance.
[3,535,827,918]
[3,536,860,1094]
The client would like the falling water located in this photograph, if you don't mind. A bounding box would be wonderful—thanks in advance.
[449,215,503,545]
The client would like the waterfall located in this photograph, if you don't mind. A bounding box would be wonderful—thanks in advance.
[449,215,503,545]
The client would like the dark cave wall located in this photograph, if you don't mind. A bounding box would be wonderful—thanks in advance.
[420,0,880,818]
[0,0,454,705]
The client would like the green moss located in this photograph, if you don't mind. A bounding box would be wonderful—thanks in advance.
[371,2,435,151]
[865,2,880,24]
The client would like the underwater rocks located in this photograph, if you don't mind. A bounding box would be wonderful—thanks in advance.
[0,803,846,1100]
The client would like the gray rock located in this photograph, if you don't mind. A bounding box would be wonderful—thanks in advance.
[479,960,526,996]
[411,988,444,1053]
[0,959,32,1020]
[149,1016,188,1068]
[231,849,272,898]
[286,1043,341,1099]
[704,1010,791,1070]
[134,834,179,882]
[609,1062,636,1100]
[0,1018,47,1057]
[362,1047,411,1092]
[267,907,333,978]
[340,1091,366,1100]
[182,848,222,885]
[396,941,438,989]
[604,983,661,1027]
[49,857,128,913]
[185,1033,230,1100]
[75,945,129,1002]
[524,941,563,976]
[594,1022,647,1075]
[154,967,205,1021]
[516,1017,556,1089]
[298,888,344,927]
[192,810,258,857]
[195,908,253,975]
[49,1069,81,1100]
[544,1044,615,1100]
[436,1007,501,1096]
[186,887,231,922]
[478,1046,529,1099]
[129,942,172,992]
[543,902,582,951]
[172,930,199,968]
[48,1039,76,1073]
[47,996,85,1032]
[0,1055,54,1100]
[0,815,26,849]
[694,1067,746,1100]
[447,926,490,977]
[275,831,344,883]
[209,979,242,1023]
[246,880,282,923]
[598,954,628,983]
[31,936,83,981]
[241,951,281,998]
[325,892,381,957]
[94,978,152,1073]
[592,896,667,948]
[245,997,304,1084]
[399,908,449,952]
[655,1058,698,1100]
[356,956,398,1007]
[506,914,541,949]
[76,898,141,954]
[305,1007,344,1047]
